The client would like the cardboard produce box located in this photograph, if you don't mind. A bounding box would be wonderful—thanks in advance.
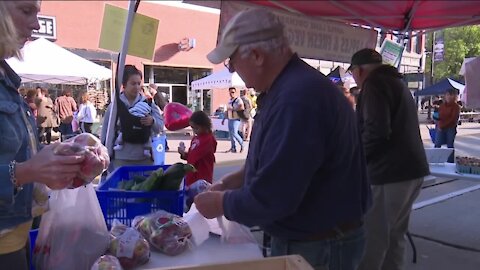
[151,255,314,270]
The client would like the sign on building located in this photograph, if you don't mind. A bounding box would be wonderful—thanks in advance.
[32,15,57,40]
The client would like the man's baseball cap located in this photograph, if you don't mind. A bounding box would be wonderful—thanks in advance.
[347,48,383,71]
[207,8,285,65]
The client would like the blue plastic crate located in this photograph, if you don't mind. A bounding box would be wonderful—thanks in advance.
[96,165,185,228]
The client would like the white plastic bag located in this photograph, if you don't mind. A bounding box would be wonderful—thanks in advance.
[183,204,210,247]
[216,216,257,244]
[34,184,110,270]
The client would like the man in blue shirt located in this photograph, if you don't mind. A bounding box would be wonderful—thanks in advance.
[195,8,370,270]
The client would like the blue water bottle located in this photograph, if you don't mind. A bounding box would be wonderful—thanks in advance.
[152,134,166,165]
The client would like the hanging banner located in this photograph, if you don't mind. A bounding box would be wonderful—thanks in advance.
[379,39,404,68]
[433,30,444,62]
[464,57,480,107]
[99,4,159,60]
[219,2,377,63]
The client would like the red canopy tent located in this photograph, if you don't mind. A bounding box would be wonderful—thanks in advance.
[241,1,480,33]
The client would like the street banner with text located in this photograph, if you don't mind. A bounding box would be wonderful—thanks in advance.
[219,2,378,63]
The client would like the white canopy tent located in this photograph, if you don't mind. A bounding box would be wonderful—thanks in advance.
[6,38,111,85]
[191,68,245,90]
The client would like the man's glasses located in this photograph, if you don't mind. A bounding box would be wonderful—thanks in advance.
[224,58,234,73]
[347,65,358,76]
[224,50,238,73]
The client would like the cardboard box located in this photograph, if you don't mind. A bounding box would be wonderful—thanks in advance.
[151,255,314,270]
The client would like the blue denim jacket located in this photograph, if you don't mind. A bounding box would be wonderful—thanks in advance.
[0,61,36,231]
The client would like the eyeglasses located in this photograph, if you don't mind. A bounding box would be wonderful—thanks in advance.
[224,51,238,73]
[224,58,234,73]
[347,65,359,76]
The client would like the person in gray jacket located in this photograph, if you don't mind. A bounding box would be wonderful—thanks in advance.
[349,48,429,270]
[101,65,163,170]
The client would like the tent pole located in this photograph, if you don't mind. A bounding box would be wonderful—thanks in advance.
[104,0,139,156]
[427,31,436,121]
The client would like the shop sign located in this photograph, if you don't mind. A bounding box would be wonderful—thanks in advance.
[33,15,57,40]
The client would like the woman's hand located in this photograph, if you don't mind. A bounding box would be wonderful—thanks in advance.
[140,115,154,126]
[16,143,85,190]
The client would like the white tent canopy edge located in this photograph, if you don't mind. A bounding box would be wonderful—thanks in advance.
[6,38,111,85]
[191,68,245,90]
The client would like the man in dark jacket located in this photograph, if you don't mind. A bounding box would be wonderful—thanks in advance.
[349,48,429,270]
[194,8,370,270]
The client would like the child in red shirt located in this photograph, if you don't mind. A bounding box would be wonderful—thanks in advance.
[178,111,217,186]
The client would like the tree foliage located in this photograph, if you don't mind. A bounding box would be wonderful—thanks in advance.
[425,25,480,84]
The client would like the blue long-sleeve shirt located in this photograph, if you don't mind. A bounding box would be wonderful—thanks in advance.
[223,55,371,240]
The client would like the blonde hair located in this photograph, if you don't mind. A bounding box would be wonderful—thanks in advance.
[81,92,89,104]
[0,1,21,59]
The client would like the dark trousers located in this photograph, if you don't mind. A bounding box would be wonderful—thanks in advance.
[434,127,456,163]
[58,122,73,141]
[80,122,93,133]
[38,127,52,144]
[0,241,30,270]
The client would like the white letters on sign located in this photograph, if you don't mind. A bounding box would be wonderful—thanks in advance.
[33,15,57,40]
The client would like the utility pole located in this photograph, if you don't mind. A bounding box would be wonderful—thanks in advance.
[427,31,435,120]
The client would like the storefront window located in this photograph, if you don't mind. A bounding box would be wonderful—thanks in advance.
[189,68,212,82]
[153,66,187,84]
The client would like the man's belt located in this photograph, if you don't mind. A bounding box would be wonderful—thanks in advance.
[299,219,363,242]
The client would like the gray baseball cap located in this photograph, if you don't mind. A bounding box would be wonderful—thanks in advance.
[207,8,285,64]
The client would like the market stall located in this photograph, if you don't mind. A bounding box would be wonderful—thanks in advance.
[429,163,480,182]
[414,78,465,97]
[6,38,111,85]
[88,1,480,269]
[191,68,245,90]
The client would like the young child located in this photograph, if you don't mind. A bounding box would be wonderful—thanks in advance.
[178,111,217,186]
[113,101,152,157]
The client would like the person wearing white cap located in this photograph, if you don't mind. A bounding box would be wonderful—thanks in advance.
[194,8,370,270]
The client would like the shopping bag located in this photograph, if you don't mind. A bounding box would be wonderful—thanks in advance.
[216,216,257,244]
[34,184,110,270]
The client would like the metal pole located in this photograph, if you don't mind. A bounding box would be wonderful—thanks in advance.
[104,0,138,155]
[431,31,435,86]
[427,31,435,121]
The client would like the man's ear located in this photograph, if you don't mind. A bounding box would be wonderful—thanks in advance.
[250,48,265,67]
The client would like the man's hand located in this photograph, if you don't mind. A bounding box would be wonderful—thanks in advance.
[194,191,225,219]
[221,119,225,125]
[16,143,85,189]
[141,115,154,126]
[209,181,226,192]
